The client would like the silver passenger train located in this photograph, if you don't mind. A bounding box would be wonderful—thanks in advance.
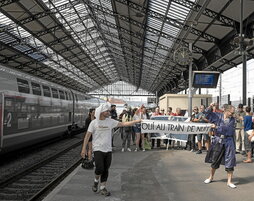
[0,65,104,154]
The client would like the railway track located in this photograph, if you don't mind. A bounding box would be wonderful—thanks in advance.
[0,140,83,201]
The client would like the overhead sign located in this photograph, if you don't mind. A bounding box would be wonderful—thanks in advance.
[192,71,220,88]
[141,120,211,135]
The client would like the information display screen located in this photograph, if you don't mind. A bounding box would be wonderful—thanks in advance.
[192,71,220,88]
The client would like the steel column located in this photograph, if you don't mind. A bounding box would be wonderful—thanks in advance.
[188,43,193,118]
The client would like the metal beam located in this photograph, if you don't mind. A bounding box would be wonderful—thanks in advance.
[0,42,89,92]
[114,0,219,43]
[0,0,109,86]
[0,0,18,7]
[171,0,237,27]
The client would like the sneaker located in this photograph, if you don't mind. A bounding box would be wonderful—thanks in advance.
[127,148,131,152]
[143,149,145,152]
[121,148,125,152]
[227,183,237,189]
[204,178,212,184]
[92,181,99,192]
[134,148,138,152]
[100,188,111,196]
[196,150,202,154]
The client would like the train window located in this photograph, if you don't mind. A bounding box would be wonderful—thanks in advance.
[42,85,51,97]
[52,88,59,99]
[78,94,83,101]
[64,91,68,100]
[17,78,30,94]
[68,92,73,100]
[31,82,42,96]
[59,90,65,100]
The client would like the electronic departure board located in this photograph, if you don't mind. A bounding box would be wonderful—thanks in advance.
[192,71,220,88]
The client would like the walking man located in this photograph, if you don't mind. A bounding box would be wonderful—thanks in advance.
[81,102,141,196]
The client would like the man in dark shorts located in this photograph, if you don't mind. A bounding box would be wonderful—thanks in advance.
[81,102,141,196]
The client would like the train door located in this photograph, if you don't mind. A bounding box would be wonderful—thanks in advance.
[0,93,3,150]
[69,90,75,124]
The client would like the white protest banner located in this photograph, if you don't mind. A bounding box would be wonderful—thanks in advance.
[141,120,211,134]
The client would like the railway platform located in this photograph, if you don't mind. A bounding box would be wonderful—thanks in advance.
[43,136,254,201]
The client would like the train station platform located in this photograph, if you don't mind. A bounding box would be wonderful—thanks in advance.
[43,138,254,201]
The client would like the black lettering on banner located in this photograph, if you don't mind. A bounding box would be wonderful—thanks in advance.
[142,123,148,130]
[177,124,184,132]
[156,123,165,130]
[191,126,195,132]
[196,125,210,133]
[152,122,155,130]
[196,126,202,132]
[167,124,174,131]
[205,126,210,132]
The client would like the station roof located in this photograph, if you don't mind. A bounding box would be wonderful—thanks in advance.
[0,0,254,96]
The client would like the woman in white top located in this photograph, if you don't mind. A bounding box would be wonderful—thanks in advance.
[133,108,145,151]
[141,107,150,150]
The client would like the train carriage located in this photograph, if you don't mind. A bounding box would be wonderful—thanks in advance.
[0,65,103,154]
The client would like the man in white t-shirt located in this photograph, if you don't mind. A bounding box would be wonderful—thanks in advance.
[81,102,141,196]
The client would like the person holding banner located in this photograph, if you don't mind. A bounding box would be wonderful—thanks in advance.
[187,106,199,152]
[204,103,237,189]
[133,108,145,152]
[194,105,210,154]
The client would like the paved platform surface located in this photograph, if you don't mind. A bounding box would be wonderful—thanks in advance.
[43,137,254,201]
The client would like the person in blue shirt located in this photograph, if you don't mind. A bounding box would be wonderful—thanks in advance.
[243,106,253,163]
[193,105,210,154]
[203,103,237,189]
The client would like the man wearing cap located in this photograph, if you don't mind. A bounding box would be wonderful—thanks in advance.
[235,104,246,154]
[81,102,141,196]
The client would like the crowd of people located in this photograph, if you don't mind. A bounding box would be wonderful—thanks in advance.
[81,102,254,196]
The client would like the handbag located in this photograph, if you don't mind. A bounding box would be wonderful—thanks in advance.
[144,138,151,150]
[81,156,94,169]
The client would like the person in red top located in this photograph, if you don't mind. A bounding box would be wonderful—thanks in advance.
[152,107,162,116]
[168,107,174,116]
[160,109,166,115]
[172,107,183,116]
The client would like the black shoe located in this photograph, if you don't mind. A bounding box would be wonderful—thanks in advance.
[100,188,111,196]
[92,181,99,192]
[196,150,202,154]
